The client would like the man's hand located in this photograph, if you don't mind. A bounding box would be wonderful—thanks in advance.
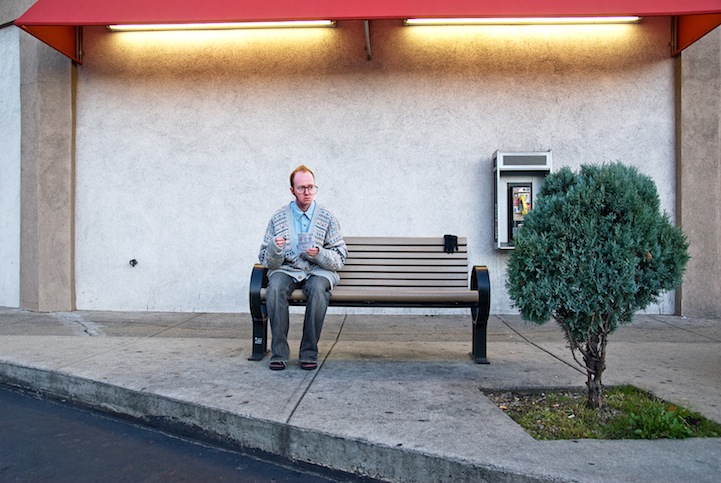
[275,236,286,249]
[306,247,319,257]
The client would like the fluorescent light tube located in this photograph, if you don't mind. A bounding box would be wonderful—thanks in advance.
[404,17,641,26]
[108,20,336,32]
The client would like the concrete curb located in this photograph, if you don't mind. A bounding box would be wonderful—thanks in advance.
[0,361,556,483]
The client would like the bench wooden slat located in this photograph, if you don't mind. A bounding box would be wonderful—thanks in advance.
[345,236,468,246]
[344,251,468,260]
[260,288,479,304]
[347,242,467,246]
[338,280,468,288]
[340,265,468,274]
[332,289,478,304]
[346,244,467,253]
[343,259,468,267]
[340,273,468,287]
[339,272,467,280]
[346,252,468,266]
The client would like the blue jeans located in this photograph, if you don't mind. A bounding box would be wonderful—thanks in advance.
[266,272,331,362]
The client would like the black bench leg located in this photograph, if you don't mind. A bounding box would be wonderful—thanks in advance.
[249,264,269,361]
[471,308,489,364]
[471,266,491,364]
[249,314,269,361]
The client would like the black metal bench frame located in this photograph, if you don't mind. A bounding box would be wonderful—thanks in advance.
[249,236,491,363]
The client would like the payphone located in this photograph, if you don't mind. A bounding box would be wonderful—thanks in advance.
[493,151,552,250]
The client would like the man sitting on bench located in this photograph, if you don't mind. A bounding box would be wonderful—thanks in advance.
[258,165,347,371]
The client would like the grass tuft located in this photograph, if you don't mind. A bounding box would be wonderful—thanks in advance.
[486,385,721,440]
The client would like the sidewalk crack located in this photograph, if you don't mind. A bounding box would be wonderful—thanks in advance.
[285,313,347,425]
[53,312,103,336]
[146,313,206,338]
[647,315,721,342]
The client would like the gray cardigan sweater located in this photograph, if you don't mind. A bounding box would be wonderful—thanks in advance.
[258,203,347,287]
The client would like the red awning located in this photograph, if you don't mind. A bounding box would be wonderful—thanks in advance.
[15,0,721,63]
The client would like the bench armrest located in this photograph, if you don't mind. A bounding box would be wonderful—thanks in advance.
[471,265,491,323]
[470,265,491,364]
[248,264,270,361]
[249,263,268,323]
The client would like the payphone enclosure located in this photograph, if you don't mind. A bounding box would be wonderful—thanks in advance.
[493,151,552,250]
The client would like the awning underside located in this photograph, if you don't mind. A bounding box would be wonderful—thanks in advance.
[15,0,721,62]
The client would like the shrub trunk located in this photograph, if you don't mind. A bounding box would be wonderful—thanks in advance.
[583,334,607,409]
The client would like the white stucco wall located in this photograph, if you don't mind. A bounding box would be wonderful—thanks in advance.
[74,18,676,313]
[0,26,21,308]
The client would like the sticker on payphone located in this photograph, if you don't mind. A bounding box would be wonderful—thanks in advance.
[508,184,532,244]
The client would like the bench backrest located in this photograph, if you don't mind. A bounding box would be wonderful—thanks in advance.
[340,236,469,290]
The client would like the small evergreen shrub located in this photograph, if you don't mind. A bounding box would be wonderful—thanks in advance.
[506,163,689,408]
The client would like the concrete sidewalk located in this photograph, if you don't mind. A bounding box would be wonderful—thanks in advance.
[0,306,719,482]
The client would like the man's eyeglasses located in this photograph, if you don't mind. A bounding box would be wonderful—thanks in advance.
[294,185,318,194]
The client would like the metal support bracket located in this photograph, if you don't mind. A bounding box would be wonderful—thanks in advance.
[364,20,372,61]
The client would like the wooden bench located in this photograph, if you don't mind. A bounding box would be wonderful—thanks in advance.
[249,236,491,363]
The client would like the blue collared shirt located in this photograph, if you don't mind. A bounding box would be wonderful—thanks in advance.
[290,200,315,234]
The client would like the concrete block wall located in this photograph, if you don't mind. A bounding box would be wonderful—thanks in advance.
[0,24,21,307]
[73,19,676,313]
[678,27,721,318]
[1,0,74,312]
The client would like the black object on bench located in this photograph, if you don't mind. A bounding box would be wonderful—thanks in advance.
[249,236,491,363]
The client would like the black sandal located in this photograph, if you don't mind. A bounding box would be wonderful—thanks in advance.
[269,361,287,371]
[300,361,318,371]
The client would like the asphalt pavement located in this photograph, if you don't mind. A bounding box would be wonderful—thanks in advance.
[0,384,360,482]
[0,306,719,482]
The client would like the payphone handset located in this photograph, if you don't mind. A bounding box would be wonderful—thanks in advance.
[508,183,532,244]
